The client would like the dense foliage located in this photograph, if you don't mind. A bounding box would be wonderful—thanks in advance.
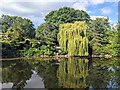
[0,15,35,57]
[45,7,90,25]
[58,21,88,56]
[35,23,57,46]
[1,7,119,57]
[106,25,120,56]
[44,7,90,44]
[87,18,110,55]
[1,15,35,40]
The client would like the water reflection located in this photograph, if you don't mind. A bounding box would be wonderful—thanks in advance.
[57,58,88,88]
[1,57,120,89]
[2,60,33,89]
[36,60,59,88]
[88,58,120,88]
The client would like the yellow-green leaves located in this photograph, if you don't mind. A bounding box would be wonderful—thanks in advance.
[57,58,89,88]
[58,21,88,56]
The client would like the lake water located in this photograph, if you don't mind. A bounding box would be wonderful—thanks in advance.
[1,57,120,89]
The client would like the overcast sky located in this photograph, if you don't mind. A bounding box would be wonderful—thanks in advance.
[0,0,119,27]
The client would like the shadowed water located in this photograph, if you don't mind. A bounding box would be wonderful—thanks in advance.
[1,57,120,89]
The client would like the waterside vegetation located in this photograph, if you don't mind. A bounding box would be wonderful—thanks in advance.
[0,7,119,58]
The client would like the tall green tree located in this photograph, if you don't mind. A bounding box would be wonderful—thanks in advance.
[87,18,110,55]
[44,7,90,44]
[105,24,120,56]
[33,23,57,56]
[58,21,88,56]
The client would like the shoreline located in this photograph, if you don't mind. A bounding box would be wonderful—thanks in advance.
[1,54,119,61]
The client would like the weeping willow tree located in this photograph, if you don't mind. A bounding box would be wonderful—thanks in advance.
[57,58,89,88]
[58,21,88,56]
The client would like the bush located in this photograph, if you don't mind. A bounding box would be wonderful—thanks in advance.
[2,41,22,58]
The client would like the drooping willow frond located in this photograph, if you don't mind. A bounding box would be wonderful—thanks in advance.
[58,21,88,56]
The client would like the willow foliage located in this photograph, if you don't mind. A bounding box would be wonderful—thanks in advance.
[58,21,88,56]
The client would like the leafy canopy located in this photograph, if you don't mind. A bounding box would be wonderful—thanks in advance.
[1,15,35,41]
[45,7,90,26]
[87,18,110,55]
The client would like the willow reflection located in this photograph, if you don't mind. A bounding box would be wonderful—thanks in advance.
[1,58,120,89]
[57,58,89,88]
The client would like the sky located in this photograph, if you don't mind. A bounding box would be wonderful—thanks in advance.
[0,0,119,28]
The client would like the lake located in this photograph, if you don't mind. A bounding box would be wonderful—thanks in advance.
[1,57,120,89]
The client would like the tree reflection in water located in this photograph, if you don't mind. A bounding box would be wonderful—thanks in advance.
[1,57,120,89]
[57,58,89,88]
[2,59,33,89]
[36,60,60,88]
[87,58,120,88]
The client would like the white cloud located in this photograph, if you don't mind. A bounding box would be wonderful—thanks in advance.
[89,0,119,4]
[0,0,118,26]
[0,0,73,26]
[91,16,108,20]
[0,0,80,3]
[1,0,119,2]
[101,7,111,14]
[91,16,117,24]
[109,18,118,24]
[73,1,88,11]
[89,0,107,5]
[72,0,115,12]
[87,11,95,14]
[0,1,72,16]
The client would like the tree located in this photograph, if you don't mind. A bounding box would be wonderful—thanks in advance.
[1,15,35,57]
[44,7,90,44]
[45,7,90,25]
[0,15,16,33]
[1,15,35,41]
[87,18,110,55]
[34,23,57,56]
[105,24,120,56]
[58,21,88,56]
[35,23,57,46]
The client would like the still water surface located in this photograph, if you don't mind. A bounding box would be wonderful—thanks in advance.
[1,57,120,89]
